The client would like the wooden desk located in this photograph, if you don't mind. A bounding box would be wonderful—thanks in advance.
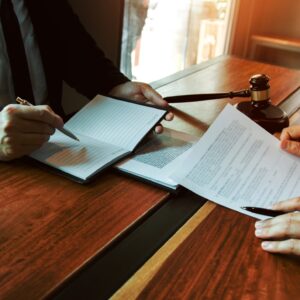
[1,56,300,300]
[113,56,300,300]
[0,163,170,299]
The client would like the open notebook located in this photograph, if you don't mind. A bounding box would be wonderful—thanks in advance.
[115,128,197,191]
[30,95,167,183]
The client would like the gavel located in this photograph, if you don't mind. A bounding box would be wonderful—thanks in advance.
[165,74,289,134]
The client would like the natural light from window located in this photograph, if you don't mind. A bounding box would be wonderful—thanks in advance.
[121,0,233,83]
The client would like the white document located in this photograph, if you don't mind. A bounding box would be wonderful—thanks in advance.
[115,128,197,190]
[30,95,166,182]
[172,104,300,219]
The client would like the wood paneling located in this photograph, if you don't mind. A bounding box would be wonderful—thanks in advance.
[231,0,300,68]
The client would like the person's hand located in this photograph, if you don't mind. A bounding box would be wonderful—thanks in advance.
[109,81,174,133]
[280,125,300,157]
[255,197,300,255]
[0,104,63,161]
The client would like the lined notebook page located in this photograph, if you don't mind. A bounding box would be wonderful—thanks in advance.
[65,95,166,151]
[30,132,127,181]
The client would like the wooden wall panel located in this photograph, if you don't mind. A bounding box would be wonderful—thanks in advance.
[231,0,300,68]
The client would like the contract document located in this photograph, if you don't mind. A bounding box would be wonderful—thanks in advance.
[172,104,300,219]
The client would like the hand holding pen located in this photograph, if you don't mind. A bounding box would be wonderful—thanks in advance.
[16,97,79,141]
[248,198,300,256]
[0,99,68,161]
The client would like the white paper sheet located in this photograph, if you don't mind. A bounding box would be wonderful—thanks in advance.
[172,104,300,219]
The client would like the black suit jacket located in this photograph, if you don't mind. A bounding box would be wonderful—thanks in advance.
[25,0,129,116]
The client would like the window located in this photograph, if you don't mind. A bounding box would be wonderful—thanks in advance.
[121,0,234,82]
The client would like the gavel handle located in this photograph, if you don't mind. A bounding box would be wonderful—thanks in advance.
[164,89,251,103]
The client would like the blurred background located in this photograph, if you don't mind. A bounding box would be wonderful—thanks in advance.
[64,0,300,112]
[121,0,231,82]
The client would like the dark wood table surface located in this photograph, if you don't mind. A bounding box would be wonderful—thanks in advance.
[113,56,300,300]
[1,56,300,300]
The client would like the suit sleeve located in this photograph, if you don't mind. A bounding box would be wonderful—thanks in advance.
[51,0,129,98]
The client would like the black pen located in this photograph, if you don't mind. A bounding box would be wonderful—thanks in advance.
[241,206,286,217]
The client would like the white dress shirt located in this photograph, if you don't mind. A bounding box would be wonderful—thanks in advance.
[0,0,47,106]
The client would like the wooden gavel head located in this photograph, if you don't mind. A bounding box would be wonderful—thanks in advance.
[248,74,270,102]
[237,74,289,133]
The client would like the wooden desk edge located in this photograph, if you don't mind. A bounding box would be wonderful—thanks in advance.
[112,202,216,300]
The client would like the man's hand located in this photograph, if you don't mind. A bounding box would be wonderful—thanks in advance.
[109,81,173,133]
[280,125,300,156]
[255,197,300,255]
[0,104,63,161]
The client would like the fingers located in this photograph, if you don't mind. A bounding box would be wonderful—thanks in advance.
[138,85,174,120]
[255,212,300,255]
[154,124,163,134]
[2,104,64,128]
[280,125,300,141]
[108,81,173,135]
[165,112,174,121]
[280,126,300,156]
[109,81,174,121]
[2,117,56,135]
[255,212,300,239]
[0,104,62,160]
[0,137,49,161]
[1,132,50,147]
[140,83,168,107]
[280,139,300,156]
[261,239,300,255]
[0,133,51,160]
[154,111,174,134]
[272,197,300,211]
[126,82,174,126]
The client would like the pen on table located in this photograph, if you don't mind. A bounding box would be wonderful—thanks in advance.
[16,97,80,142]
[241,206,286,217]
